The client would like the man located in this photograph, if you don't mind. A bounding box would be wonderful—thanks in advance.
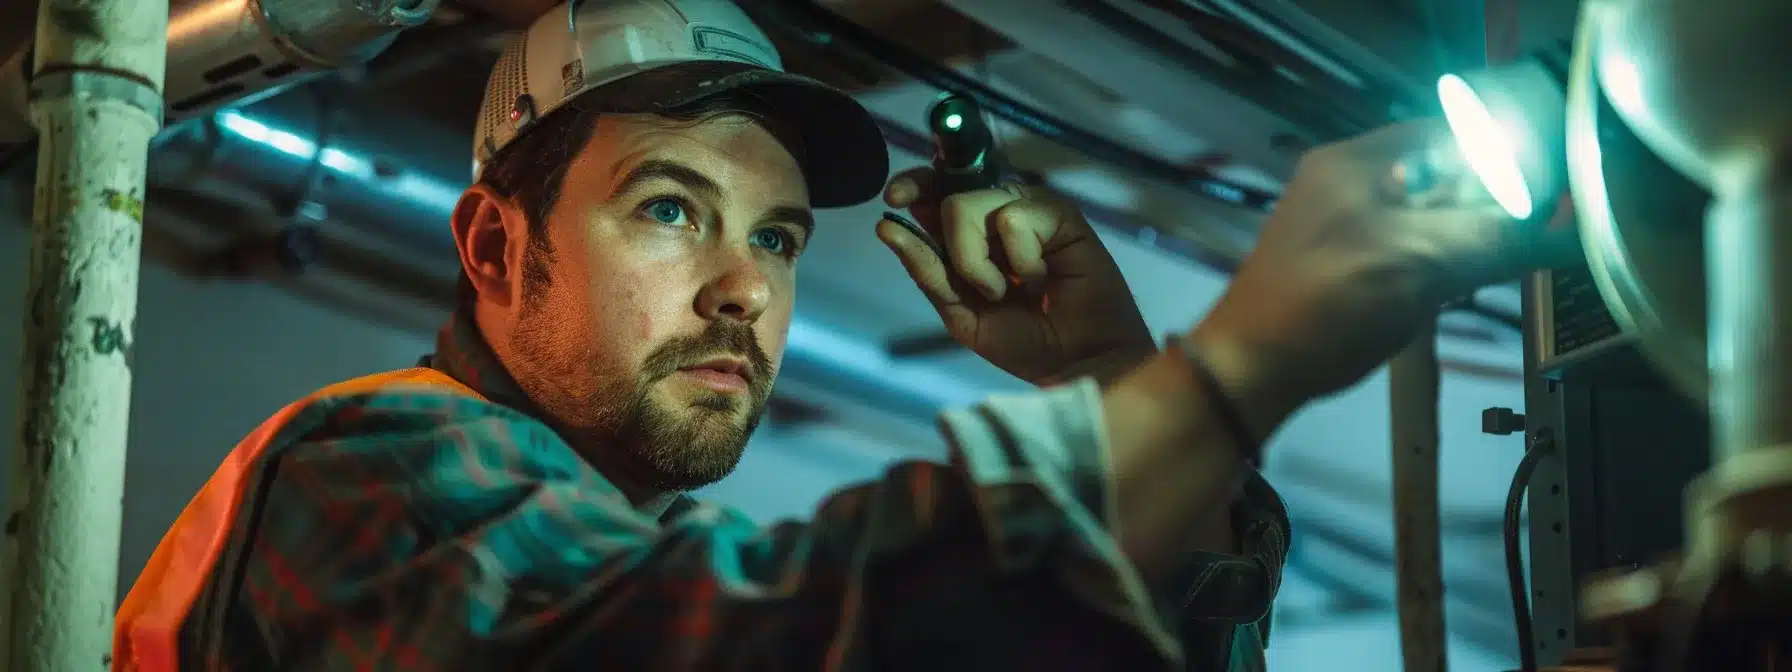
[115,0,1562,670]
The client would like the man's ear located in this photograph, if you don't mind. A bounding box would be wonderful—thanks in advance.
[451,183,528,308]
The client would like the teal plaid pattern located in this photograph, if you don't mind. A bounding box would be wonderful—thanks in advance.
[165,311,1287,670]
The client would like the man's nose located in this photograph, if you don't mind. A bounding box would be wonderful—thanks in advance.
[694,251,771,322]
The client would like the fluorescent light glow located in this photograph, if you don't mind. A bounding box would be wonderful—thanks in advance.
[216,110,463,215]
[218,112,311,158]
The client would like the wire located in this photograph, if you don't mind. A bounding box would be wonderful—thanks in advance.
[1504,435,1555,672]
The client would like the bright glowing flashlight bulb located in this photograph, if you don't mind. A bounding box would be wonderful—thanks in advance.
[1438,73,1535,219]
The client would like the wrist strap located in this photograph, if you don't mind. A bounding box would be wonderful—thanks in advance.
[1166,333,1264,468]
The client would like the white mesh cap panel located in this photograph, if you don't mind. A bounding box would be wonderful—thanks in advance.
[472,36,529,177]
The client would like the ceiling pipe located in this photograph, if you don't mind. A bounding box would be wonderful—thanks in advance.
[0,0,441,147]
[145,83,467,255]
[1059,0,1376,141]
[1133,0,1370,94]
[745,0,1283,214]
[1211,0,1440,101]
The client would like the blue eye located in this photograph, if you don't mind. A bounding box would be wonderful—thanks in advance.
[752,228,793,255]
[645,198,687,226]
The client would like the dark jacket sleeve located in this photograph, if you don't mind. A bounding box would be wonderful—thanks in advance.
[1177,470,1291,671]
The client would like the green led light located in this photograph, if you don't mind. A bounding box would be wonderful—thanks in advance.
[943,113,963,130]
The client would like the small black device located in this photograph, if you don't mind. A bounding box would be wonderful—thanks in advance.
[882,93,1006,262]
[927,93,1003,195]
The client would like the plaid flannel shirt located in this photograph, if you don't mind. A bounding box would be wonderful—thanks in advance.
[175,312,1290,670]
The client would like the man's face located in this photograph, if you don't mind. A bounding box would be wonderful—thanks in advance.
[502,113,811,492]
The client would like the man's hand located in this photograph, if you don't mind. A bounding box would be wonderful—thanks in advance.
[877,168,1156,386]
[1190,119,1580,433]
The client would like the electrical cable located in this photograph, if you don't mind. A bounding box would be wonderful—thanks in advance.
[1504,434,1555,672]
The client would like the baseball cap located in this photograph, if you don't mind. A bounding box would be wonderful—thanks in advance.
[472,0,891,208]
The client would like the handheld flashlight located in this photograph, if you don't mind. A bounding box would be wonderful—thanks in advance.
[928,94,1003,195]
[882,94,1007,262]
[1435,57,1568,220]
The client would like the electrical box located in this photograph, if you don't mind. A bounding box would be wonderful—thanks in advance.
[1518,269,1709,666]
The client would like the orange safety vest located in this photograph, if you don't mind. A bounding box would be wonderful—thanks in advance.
[113,367,483,672]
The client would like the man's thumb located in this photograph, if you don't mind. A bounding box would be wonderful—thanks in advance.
[876,217,959,310]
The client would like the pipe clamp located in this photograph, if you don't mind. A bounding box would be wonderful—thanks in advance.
[29,68,165,128]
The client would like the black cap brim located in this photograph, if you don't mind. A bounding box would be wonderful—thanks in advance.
[590,61,891,209]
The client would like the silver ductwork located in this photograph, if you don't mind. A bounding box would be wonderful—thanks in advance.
[148,80,467,256]
[0,0,439,145]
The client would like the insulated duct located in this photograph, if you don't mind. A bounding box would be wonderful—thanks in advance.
[146,82,467,254]
[0,0,440,146]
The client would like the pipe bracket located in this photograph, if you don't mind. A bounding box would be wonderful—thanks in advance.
[29,68,165,128]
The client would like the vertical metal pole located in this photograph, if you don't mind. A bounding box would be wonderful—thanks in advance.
[1689,169,1792,565]
[1707,177,1792,463]
[0,0,166,669]
[1390,321,1447,672]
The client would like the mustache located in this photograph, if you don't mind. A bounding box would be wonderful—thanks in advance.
[642,322,774,389]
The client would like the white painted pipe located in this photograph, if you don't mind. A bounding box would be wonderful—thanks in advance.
[0,0,168,669]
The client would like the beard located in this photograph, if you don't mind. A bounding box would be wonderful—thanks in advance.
[508,283,776,492]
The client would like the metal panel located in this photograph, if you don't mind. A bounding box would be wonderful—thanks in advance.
[1522,269,1710,664]
[1521,270,1588,667]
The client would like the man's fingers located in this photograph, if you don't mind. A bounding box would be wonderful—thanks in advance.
[877,217,962,309]
[887,176,1070,300]
[941,190,1020,301]
[886,167,947,242]
[991,200,1053,282]
[885,166,940,209]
